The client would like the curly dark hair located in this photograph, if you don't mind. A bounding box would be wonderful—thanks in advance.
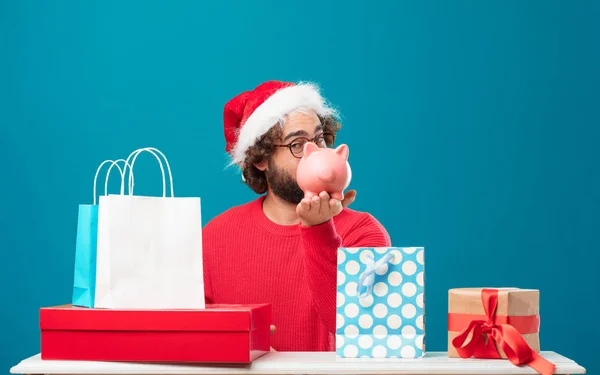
[241,115,342,194]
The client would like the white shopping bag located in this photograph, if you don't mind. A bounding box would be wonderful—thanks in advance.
[94,147,205,309]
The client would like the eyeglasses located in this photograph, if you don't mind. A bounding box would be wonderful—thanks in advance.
[274,132,335,158]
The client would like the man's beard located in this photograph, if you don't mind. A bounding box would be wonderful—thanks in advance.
[265,159,305,205]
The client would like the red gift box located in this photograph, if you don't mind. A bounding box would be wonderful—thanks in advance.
[40,303,271,363]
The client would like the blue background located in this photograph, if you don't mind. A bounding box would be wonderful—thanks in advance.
[1,0,597,374]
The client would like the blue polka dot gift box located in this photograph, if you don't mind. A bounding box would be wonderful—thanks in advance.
[336,247,425,359]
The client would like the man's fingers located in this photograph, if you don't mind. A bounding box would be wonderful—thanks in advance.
[301,198,311,212]
[311,195,321,213]
[297,198,311,215]
[270,326,276,352]
[319,191,330,214]
[342,190,357,208]
[329,199,343,216]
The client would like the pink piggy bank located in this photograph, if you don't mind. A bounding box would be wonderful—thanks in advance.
[296,142,352,200]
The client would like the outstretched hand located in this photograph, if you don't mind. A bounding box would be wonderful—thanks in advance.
[296,190,357,227]
[270,325,276,352]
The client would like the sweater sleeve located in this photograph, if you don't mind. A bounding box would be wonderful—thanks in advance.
[298,214,391,334]
[202,226,215,305]
[203,257,215,305]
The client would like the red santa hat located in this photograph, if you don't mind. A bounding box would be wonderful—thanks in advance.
[223,80,338,168]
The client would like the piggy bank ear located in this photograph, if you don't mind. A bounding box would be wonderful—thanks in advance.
[335,144,349,160]
[304,142,319,157]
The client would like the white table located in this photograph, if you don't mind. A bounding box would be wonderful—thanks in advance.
[10,352,586,375]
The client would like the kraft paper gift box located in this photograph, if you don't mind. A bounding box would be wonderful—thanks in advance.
[336,246,425,359]
[448,288,556,375]
[40,304,271,363]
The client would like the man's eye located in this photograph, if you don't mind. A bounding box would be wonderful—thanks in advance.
[291,142,304,151]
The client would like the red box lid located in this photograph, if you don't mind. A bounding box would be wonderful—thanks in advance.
[40,304,271,332]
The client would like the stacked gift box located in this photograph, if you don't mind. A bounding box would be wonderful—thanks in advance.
[40,304,271,363]
[41,147,271,363]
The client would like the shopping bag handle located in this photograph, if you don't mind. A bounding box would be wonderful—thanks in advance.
[123,148,166,196]
[121,147,174,197]
[104,159,132,195]
[92,159,130,205]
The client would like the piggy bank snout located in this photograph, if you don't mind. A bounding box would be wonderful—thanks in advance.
[318,167,335,182]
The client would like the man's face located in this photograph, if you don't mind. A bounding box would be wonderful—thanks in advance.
[264,109,324,205]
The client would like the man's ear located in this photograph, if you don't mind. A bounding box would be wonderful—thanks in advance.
[254,159,268,172]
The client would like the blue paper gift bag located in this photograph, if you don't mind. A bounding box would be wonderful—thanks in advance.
[336,247,425,359]
[72,159,127,307]
[72,204,99,307]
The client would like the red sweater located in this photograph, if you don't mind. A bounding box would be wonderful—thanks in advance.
[202,195,391,352]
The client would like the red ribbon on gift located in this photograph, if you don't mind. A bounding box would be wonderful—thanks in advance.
[450,288,556,375]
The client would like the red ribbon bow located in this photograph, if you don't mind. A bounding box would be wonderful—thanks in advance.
[451,289,556,375]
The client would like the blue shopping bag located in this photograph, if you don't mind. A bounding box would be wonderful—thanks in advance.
[72,159,128,307]
[336,247,425,359]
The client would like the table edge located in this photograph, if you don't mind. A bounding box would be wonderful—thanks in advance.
[9,351,587,375]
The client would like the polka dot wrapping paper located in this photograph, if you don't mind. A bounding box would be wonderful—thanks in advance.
[336,247,425,359]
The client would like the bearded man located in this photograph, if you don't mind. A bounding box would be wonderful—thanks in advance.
[202,80,391,352]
